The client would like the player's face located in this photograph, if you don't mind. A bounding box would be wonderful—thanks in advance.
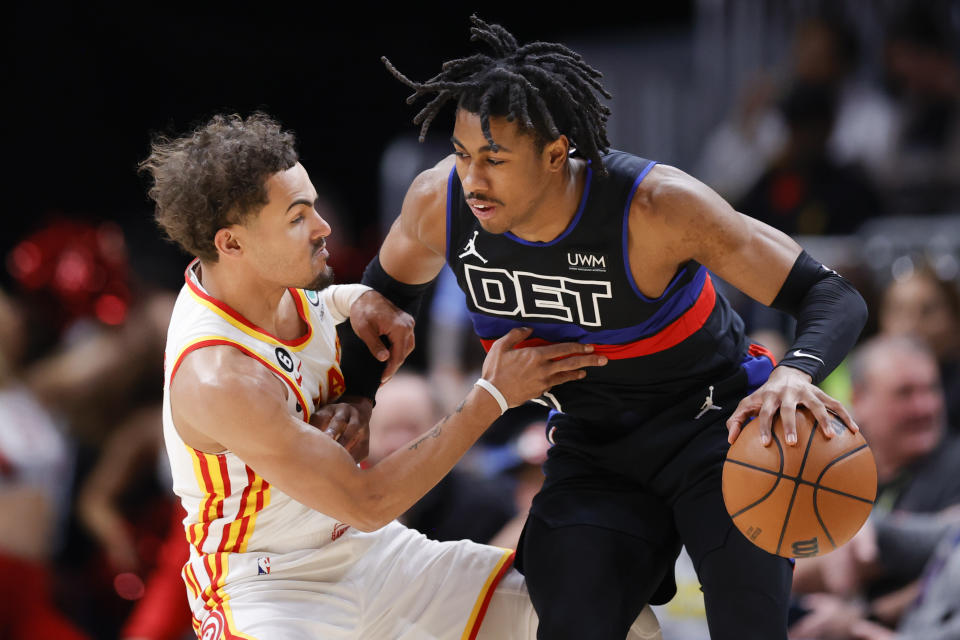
[451,109,555,235]
[242,163,334,291]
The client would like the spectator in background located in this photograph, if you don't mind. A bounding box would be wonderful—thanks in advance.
[368,373,516,544]
[878,263,960,432]
[77,406,192,640]
[3,217,183,637]
[877,1,960,215]
[851,519,960,640]
[696,13,896,205]
[0,288,88,640]
[735,80,883,236]
[790,334,960,638]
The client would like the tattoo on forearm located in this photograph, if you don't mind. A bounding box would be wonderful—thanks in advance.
[407,400,464,451]
[408,424,442,450]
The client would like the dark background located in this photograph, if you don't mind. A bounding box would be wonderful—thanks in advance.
[7,2,694,289]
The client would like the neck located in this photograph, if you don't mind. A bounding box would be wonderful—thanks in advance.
[197,260,292,336]
[509,157,587,242]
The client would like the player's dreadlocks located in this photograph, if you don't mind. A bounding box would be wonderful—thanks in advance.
[382,15,613,174]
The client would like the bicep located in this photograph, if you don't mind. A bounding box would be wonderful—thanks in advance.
[656,169,802,305]
[700,214,802,305]
[379,215,446,284]
[378,161,452,284]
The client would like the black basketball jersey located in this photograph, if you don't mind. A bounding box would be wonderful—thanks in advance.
[445,150,749,419]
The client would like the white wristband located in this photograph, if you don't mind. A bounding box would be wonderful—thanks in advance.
[474,378,508,415]
[328,283,372,315]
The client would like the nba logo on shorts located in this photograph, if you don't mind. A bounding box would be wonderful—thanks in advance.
[199,610,225,640]
[257,556,271,575]
[332,523,350,541]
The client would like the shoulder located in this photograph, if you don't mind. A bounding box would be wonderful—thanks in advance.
[402,155,456,220]
[630,163,723,229]
[173,344,287,409]
[169,344,288,451]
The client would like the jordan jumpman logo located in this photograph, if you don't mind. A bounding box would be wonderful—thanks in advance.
[695,385,723,419]
[458,230,487,264]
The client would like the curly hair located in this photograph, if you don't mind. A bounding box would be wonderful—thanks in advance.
[140,113,298,262]
[382,15,612,174]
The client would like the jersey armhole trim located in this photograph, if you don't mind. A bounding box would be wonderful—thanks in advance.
[169,337,311,422]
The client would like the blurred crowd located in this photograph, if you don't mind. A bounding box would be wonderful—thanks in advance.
[1,2,959,639]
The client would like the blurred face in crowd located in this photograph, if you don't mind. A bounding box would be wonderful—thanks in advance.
[0,290,25,380]
[368,374,438,464]
[223,163,334,291]
[792,20,846,83]
[853,344,944,479]
[880,272,960,360]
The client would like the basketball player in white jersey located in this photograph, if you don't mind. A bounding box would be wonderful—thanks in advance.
[140,113,661,639]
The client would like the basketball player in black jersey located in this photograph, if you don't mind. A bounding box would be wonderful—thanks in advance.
[341,16,867,640]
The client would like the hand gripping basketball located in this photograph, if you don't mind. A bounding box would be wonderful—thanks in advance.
[722,407,877,558]
[479,328,608,409]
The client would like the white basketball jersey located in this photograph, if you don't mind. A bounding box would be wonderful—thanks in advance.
[162,260,354,618]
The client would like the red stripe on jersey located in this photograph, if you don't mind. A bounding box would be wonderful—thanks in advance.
[195,454,217,551]
[216,456,231,518]
[748,342,778,366]
[479,274,717,359]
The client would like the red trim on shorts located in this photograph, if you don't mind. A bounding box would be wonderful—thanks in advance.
[478,274,717,359]
[465,551,516,640]
[748,342,778,366]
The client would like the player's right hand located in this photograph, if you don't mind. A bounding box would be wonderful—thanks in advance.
[481,327,608,408]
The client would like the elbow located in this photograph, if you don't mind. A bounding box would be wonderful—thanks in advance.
[342,473,394,533]
[844,278,869,333]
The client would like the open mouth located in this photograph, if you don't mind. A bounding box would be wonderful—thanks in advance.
[467,200,497,219]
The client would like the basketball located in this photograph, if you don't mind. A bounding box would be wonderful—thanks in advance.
[722,407,877,558]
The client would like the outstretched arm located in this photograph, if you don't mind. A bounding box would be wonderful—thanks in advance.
[171,328,606,532]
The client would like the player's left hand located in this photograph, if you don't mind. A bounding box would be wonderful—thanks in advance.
[726,365,859,447]
[348,291,415,383]
[310,397,373,463]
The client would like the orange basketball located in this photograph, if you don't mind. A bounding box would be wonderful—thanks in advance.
[722,407,877,558]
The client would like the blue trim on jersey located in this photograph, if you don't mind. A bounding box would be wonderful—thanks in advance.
[741,352,775,391]
[468,265,708,343]
[445,166,457,262]
[503,165,594,247]
[621,162,673,301]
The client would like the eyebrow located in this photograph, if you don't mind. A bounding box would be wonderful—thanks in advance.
[286,198,315,213]
[451,135,511,154]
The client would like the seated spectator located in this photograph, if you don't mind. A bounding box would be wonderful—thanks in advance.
[696,14,896,204]
[368,373,516,543]
[735,80,883,236]
[790,334,960,638]
[878,263,960,431]
[875,1,960,215]
[851,518,960,639]
[0,289,88,640]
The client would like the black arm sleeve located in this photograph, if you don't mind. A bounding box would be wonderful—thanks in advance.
[337,255,435,401]
[769,250,868,384]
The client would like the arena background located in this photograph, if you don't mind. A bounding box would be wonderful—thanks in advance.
[4,1,960,638]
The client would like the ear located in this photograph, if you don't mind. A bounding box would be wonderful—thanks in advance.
[213,226,244,259]
[544,135,570,172]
